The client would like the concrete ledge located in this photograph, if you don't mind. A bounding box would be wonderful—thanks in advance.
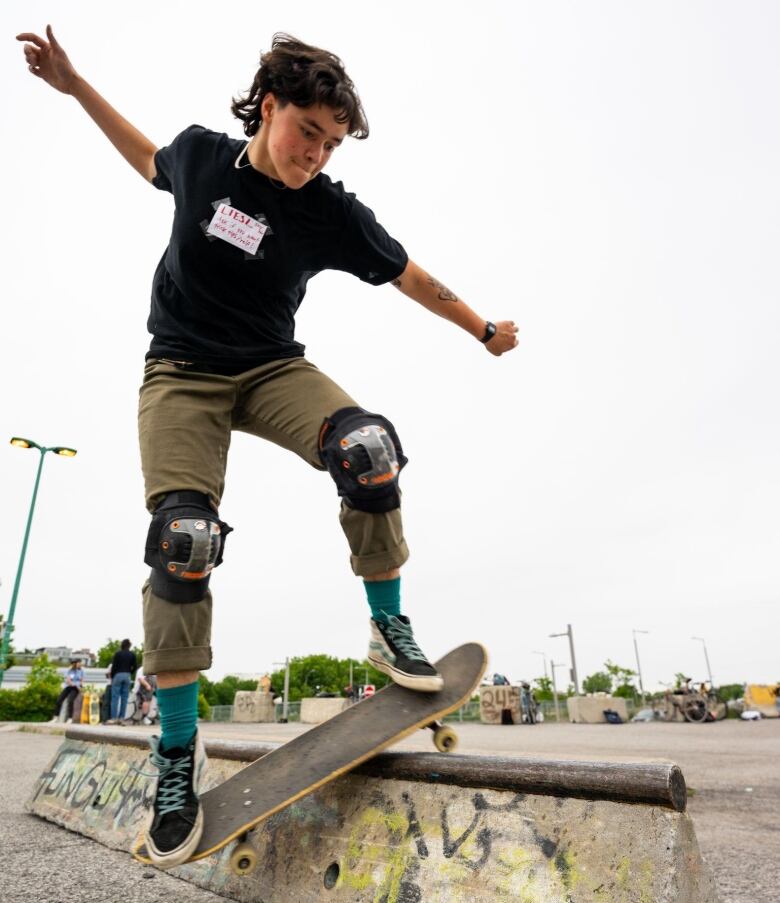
[26,726,719,902]
[63,725,687,810]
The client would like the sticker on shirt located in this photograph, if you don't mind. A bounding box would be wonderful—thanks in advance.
[206,202,268,256]
[200,198,273,260]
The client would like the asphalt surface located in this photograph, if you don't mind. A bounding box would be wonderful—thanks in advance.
[2,718,779,903]
[0,727,223,903]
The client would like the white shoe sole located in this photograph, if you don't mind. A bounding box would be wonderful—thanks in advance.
[367,653,444,693]
[145,807,204,869]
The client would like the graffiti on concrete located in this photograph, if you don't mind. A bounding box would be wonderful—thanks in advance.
[31,744,155,826]
[233,691,274,723]
[28,742,707,902]
[479,685,520,724]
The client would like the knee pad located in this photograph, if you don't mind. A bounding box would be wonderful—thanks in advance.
[318,407,408,513]
[144,491,232,603]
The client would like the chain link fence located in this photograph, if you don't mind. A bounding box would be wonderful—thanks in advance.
[207,697,641,724]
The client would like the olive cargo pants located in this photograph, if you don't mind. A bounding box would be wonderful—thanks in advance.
[139,357,409,674]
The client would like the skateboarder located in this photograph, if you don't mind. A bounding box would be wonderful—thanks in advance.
[17,26,518,867]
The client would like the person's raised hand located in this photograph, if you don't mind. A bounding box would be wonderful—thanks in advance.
[16,25,79,94]
[485,320,519,357]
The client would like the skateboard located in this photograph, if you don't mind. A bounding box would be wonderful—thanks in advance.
[79,692,90,724]
[134,642,487,873]
[88,692,101,725]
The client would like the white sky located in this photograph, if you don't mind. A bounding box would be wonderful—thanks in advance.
[1,1,778,691]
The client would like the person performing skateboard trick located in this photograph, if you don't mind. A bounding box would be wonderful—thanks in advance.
[17,26,518,869]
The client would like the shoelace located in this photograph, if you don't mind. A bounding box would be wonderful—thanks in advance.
[132,745,194,816]
[385,617,429,662]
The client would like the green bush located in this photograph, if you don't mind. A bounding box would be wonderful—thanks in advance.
[0,684,59,721]
[27,653,61,692]
[0,653,65,721]
[197,693,211,721]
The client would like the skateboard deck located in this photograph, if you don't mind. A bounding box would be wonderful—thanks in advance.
[134,642,487,869]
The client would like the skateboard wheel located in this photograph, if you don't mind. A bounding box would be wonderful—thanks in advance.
[229,842,257,876]
[433,725,458,753]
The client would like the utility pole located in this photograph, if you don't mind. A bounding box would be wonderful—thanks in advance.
[632,629,649,702]
[273,658,291,722]
[282,658,290,721]
[549,624,579,695]
[550,660,564,723]
[691,637,714,687]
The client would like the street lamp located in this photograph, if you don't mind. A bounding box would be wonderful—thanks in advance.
[632,629,649,703]
[533,650,548,681]
[272,658,291,722]
[303,669,320,693]
[549,623,580,694]
[691,636,714,688]
[0,437,78,688]
[550,660,565,723]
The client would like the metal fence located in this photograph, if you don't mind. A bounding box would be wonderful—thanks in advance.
[208,705,235,722]
[207,697,640,724]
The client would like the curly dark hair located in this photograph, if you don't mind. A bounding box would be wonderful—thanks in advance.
[231,33,369,140]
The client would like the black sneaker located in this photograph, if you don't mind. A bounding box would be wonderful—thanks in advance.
[145,731,206,868]
[368,615,443,692]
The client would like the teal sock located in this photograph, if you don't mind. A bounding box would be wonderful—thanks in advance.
[364,576,402,623]
[157,680,199,752]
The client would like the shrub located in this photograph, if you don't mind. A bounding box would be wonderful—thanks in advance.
[0,684,60,721]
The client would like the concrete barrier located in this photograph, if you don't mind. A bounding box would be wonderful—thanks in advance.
[26,726,718,902]
[567,695,629,724]
[479,685,520,723]
[232,691,274,723]
[300,697,349,723]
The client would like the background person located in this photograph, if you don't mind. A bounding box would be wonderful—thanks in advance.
[108,639,138,724]
[132,669,159,724]
[50,658,84,723]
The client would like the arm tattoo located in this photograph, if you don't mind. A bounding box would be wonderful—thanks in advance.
[425,273,460,303]
[392,277,402,288]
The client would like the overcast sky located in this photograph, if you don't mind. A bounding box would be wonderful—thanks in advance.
[2,1,778,691]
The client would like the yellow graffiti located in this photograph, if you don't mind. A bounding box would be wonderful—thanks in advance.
[338,806,416,901]
[617,855,634,893]
[638,858,655,903]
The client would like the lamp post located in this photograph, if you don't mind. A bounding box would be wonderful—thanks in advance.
[549,623,580,694]
[632,629,649,703]
[0,438,77,689]
[303,669,320,694]
[273,658,291,722]
[533,650,548,681]
[550,660,564,723]
[691,636,714,688]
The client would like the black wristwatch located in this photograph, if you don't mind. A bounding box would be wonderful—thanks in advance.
[479,321,497,344]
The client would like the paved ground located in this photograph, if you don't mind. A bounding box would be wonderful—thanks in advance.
[2,718,778,902]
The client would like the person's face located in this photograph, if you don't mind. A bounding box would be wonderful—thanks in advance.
[260,95,349,188]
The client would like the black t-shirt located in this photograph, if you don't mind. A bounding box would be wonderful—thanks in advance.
[148,125,408,371]
[110,649,137,678]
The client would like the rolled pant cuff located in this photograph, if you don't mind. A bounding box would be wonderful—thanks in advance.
[350,540,410,578]
[142,645,212,676]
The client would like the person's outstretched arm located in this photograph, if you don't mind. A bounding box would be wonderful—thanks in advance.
[16,24,158,182]
[392,259,518,357]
